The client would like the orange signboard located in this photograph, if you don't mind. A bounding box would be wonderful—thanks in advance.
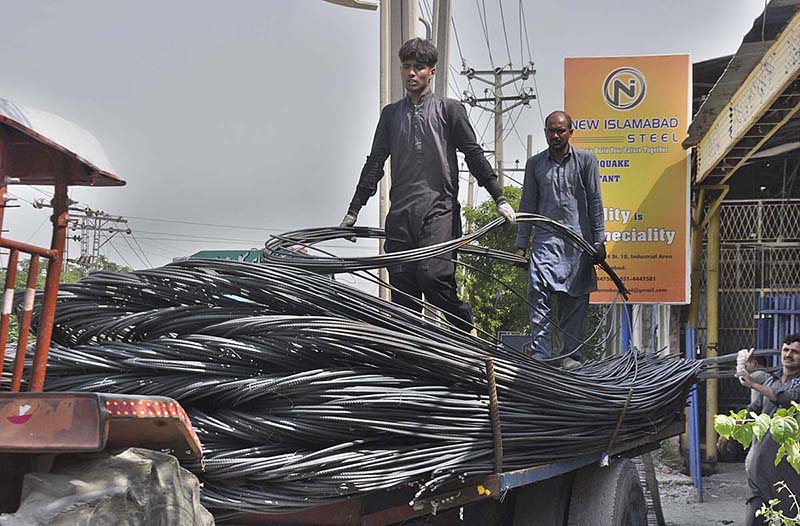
[565,55,690,304]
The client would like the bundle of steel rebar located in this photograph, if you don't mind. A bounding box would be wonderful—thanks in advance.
[2,217,695,516]
[1,256,699,516]
[262,215,629,297]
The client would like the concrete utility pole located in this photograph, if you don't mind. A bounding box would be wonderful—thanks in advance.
[328,0,421,300]
[431,0,451,98]
[462,65,536,187]
[461,132,533,205]
[375,0,420,299]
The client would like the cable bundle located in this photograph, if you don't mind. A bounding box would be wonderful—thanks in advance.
[6,257,697,518]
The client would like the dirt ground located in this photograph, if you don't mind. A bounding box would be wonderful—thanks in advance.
[656,461,749,526]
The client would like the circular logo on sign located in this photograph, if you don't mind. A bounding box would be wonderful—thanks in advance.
[603,67,646,110]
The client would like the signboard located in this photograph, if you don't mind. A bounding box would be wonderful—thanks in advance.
[565,55,690,304]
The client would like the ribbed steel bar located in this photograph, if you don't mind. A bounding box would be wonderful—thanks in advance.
[1,249,689,516]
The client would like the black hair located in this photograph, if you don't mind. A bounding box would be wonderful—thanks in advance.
[398,38,438,67]
[545,110,574,130]
[785,333,800,345]
[747,354,768,367]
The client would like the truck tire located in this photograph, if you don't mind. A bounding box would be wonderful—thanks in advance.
[512,473,574,526]
[0,447,214,526]
[566,459,647,526]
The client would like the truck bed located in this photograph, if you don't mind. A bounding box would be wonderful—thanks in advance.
[219,420,683,526]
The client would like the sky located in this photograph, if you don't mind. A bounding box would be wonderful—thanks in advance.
[0,0,766,273]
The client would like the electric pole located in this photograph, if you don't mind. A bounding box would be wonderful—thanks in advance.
[431,0,451,98]
[34,200,131,276]
[461,64,536,187]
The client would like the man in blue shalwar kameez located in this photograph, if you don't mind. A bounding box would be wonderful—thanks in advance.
[514,111,606,368]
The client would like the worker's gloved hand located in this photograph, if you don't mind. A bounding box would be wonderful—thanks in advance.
[496,201,516,224]
[339,211,358,242]
[736,348,753,373]
[592,241,607,264]
[514,249,529,270]
[339,212,358,228]
[736,348,755,385]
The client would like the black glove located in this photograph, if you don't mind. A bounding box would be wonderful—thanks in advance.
[592,241,606,265]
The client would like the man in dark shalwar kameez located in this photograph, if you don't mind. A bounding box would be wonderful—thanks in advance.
[340,38,515,333]
[737,333,800,526]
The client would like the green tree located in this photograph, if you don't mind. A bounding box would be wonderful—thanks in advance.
[460,186,529,337]
[461,187,609,359]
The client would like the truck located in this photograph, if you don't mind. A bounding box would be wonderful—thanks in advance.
[0,97,681,526]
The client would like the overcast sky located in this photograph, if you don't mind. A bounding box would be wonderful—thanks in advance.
[0,0,765,271]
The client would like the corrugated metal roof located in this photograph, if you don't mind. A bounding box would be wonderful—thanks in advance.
[684,0,800,147]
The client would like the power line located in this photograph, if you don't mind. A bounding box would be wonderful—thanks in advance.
[134,235,184,253]
[531,72,545,126]
[498,0,513,67]
[125,215,286,232]
[519,0,544,125]
[6,191,37,207]
[419,0,432,21]
[447,66,464,99]
[503,105,529,152]
[135,230,266,244]
[24,216,50,243]
[518,0,524,68]
[451,14,467,68]
[131,238,177,259]
[122,233,153,268]
[519,0,533,62]
[25,185,52,198]
[136,236,263,244]
[107,240,136,270]
[475,0,495,67]
[136,235,378,252]
[130,233,154,268]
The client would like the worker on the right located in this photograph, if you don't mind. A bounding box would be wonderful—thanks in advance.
[514,111,605,369]
[737,333,800,525]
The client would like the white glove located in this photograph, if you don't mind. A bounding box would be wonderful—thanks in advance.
[497,201,516,224]
[736,348,753,385]
[339,212,358,228]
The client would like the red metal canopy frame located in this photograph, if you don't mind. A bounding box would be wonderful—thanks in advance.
[0,97,125,392]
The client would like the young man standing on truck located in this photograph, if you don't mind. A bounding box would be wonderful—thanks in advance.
[339,38,515,333]
[737,333,800,526]
[514,111,606,369]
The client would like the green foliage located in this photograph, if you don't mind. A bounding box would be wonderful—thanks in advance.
[460,186,528,336]
[715,403,800,524]
[715,402,800,471]
[461,188,609,358]
[756,482,800,525]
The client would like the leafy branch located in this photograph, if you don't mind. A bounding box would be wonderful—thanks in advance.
[757,482,800,525]
[714,401,800,473]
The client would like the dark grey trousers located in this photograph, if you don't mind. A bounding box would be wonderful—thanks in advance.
[527,265,589,359]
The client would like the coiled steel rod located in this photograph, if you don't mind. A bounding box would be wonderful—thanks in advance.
[1,240,687,517]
